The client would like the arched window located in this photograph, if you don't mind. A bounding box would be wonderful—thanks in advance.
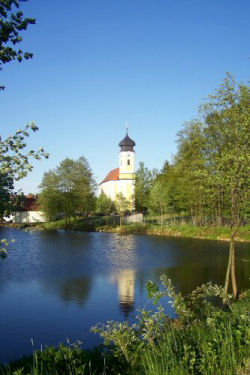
[127,159,130,165]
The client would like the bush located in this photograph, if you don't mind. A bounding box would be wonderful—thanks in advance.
[93,277,250,375]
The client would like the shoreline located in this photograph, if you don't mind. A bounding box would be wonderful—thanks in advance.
[2,222,250,243]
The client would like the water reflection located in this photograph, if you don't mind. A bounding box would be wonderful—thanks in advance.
[41,276,93,306]
[0,228,249,363]
[116,269,135,316]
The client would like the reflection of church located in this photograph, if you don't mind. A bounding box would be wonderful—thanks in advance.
[116,269,135,316]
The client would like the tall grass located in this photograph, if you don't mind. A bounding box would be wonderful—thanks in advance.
[140,312,249,375]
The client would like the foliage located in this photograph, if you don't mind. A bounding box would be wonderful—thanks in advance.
[39,157,96,223]
[0,173,14,220]
[145,75,249,231]
[0,0,35,90]
[0,124,49,254]
[201,74,249,298]
[0,123,49,180]
[143,74,249,299]
[115,193,130,227]
[148,175,169,230]
[96,191,115,215]
[134,162,156,212]
[0,342,122,375]
[92,278,250,375]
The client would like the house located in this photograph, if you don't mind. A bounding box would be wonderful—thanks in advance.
[4,194,46,223]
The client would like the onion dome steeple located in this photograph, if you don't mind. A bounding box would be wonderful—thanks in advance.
[119,129,136,152]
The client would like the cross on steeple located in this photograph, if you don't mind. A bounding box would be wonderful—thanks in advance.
[125,121,129,135]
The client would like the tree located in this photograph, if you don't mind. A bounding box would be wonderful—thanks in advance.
[134,162,155,213]
[0,124,49,257]
[0,0,35,90]
[96,191,115,215]
[38,171,62,221]
[39,157,96,223]
[115,193,130,227]
[0,173,14,221]
[174,120,208,225]
[201,74,250,299]
[149,177,169,231]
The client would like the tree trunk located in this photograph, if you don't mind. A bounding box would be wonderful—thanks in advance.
[160,205,163,232]
[230,235,238,300]
[224,239,232,297]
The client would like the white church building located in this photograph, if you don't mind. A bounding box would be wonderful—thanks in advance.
[99,131,136,207]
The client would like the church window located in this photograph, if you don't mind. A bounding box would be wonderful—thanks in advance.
[127,159,130,165]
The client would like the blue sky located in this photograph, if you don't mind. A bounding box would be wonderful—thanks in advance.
[1,0,249,193]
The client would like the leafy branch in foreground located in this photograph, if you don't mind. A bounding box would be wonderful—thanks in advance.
[0,0,36,90]
[0,123,49,255]
[0,122,49,181]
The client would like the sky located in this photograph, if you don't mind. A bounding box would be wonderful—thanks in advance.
[1,0,249,194]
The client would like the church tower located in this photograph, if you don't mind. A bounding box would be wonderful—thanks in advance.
[99,130,136,208]
[119,130,136,180]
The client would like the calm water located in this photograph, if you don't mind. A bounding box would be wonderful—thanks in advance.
[0,228,249,363]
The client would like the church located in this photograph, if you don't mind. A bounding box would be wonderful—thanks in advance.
[99,130,136,207]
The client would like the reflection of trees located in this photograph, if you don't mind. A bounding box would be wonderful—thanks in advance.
[59,277,92,305]
[151,256,250,295]
[41,276,92,306]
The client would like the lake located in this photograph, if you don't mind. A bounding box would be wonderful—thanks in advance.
[0,227,249,363]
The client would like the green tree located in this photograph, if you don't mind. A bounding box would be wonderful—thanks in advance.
[39,157,96,223]
[0,124,49,257]
[0,0,35,90]
[38,171,62,221]
[96,191,115,215]
[149,177,169,231]
[201,74,250,299]
[174,120,208,225]
[0,173,14,221]
[134,162,155,213]
[115,193,130,227]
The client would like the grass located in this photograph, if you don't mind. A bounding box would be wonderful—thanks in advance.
[4,215,250,242]
[140,297,250,375]
[36,216,116,232]
[147,223,250,242]
[98,222,250,242]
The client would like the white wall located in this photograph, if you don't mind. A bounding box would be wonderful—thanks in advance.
[119,151,135,174]
[100,179,135,202]
[4,211,46,223]
[124,213,144,223]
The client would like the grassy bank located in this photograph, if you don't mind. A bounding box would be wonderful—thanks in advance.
[1,284,249,375]
[23,218,250,242]
[99,222,250,242]
[146,223,250,242]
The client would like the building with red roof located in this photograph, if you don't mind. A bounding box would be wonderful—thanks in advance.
[4,195,46,224]
[99,131,136,207]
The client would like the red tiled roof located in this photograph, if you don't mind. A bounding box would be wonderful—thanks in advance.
[100,168,119,184]
[24,196,39,211]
